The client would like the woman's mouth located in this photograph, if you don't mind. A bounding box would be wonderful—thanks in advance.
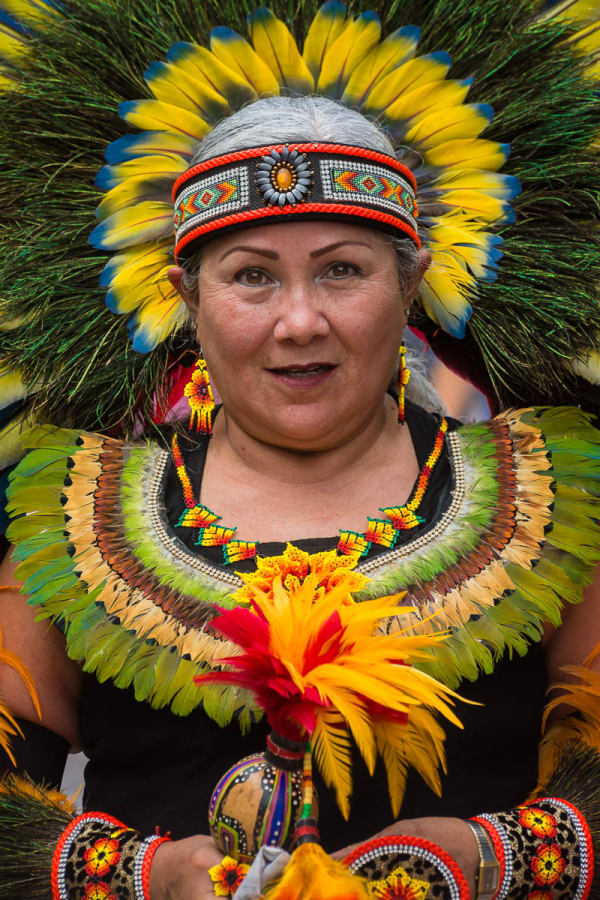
[266,363,337,390]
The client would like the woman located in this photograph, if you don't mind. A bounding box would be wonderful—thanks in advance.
[1,3,600,899]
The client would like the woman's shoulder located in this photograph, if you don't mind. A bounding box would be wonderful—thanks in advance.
[360,404,600,685]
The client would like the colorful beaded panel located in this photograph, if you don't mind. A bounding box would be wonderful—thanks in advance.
[472,796,594,900]
[170,419,448,565]
[320,158,417,221]
[173,168,248,230]
[344,835,470,900]
[172,143,419,261]
[51,811,170,900]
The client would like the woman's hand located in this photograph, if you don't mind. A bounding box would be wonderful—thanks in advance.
[149,835,224,900]
[333,816,479,897]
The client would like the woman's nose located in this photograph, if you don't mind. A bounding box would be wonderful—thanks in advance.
[272,282,330,345]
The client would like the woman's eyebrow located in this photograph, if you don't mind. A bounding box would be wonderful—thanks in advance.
[310,240,372,257]
[219,245,279,262]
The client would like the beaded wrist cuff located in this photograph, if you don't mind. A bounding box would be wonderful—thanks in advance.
[471,796,594,900]
[173,142,420,262]
[51,811,171,900]
[344,834,470,900]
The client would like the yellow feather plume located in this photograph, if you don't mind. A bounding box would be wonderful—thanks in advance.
[342,27,420,107]
[0,0,58,26]
[316,12,382,97]
[262,842,370,900]
[210,27,280,95]
[419,252,474,338]
[207,551,463,820]
[302,0,348,81]
[0,22,28,63]
[425,138,509,172]
[90,201,173,251]
[145,60,230,122]
[0,621,41,765]
[537,0,600,26]
[247,8,313,93]
[406,103,493,150]
[571,347,600,384]
[163,44,256,107]
[363,54,451,115]
[120,99,210,140]
[535,649,600,793]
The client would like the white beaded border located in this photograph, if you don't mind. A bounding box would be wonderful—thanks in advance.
[541,798,591,900]
[320,158,417,227]
[175,167,250,239]
[143,429,465,590]
[144,446,242,587]
[133,834,162,900]
[348,841,462,900]
[54,815,116,900]
[474,814,513,900]
[357,430,466,573]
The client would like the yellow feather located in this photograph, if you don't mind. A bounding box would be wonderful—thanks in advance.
[363,54,453,117]
[0,0,58,25]
[165,43,256,107]
[405,103,493,150]
[571,347,600,384]
[103,241,173,292]
[383,78,472,128]
[210,27,280,95]
[0,411,28,469]
[120,99,210,140]
[316,12,381,98]
[312,709,353,819]
[145,60,230,122]
[537,0,599,25]
[425,137,509,172]
[428,219,499,281]
[434,189,508,222]
[342,26,421,107]
[99,154,187,189]
[107,258,174,315]
[90,201,172,251]
[0,624,40,764]
[0,22,28,63]
[97,161,186,219]
[133,286,188,335]
[0,367,26,408]
[418,252,474,338]
[566,20,600,54]
[248,8,313,93]
[0,70,17,92]
[302,0,348,81]
[261,842,370,900]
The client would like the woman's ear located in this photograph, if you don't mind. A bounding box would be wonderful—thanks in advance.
[168,266,198,318]
[417,248,432,279]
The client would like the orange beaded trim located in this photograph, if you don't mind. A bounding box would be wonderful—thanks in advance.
[171,420,448,565]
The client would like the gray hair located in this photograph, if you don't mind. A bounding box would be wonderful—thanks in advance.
[180,95,441,412]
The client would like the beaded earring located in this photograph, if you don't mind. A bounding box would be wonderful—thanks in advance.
[397,343,411,423]
[184,355,215,434]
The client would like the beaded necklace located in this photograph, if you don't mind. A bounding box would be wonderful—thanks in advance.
[171,417,448,566]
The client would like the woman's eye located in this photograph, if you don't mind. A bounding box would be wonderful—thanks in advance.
[324,262,360,280]
[235,268,272,286]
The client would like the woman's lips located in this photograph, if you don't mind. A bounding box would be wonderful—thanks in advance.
[266,363,337,390]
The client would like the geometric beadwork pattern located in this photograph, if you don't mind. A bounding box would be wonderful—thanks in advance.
[174,167,249,236]
[320,158,417,223]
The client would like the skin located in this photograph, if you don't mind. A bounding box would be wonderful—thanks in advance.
[0,219,599,899]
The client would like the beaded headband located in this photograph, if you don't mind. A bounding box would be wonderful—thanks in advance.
[172,142,419,262]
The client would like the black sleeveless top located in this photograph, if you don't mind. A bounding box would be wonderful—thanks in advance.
[79,402,547,847]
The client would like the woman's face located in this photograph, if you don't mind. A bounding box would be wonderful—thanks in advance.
[172,220,421,451]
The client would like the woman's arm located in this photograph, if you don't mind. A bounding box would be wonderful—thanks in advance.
[0,551,82,763]
[333,567,600,895]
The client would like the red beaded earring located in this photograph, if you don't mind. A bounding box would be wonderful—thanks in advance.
[184,356,215,434]
[397,343,411,423]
